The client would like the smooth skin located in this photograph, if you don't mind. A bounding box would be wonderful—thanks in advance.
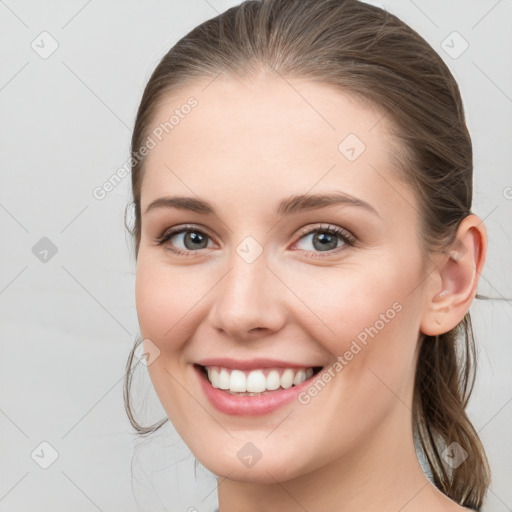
[135,70,486,512]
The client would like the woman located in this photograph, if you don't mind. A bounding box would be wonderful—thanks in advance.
[124,0,491,510]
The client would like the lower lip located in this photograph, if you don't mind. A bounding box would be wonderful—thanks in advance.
[195,365,317,416]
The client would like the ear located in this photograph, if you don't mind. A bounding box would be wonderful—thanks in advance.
[420,214,487,336]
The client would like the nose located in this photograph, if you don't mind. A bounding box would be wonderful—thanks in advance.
[207,248,286,341]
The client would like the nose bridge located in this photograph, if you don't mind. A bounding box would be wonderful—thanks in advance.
[208,241,283,337]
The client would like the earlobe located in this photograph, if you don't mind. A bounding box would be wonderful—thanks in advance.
[420,214,487,336]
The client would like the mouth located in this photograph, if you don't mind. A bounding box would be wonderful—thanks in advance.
[195,364,323,396]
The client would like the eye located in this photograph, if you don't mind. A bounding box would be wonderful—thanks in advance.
[153,223,355,258]
[292,224,355,257]
[153,224,214,256]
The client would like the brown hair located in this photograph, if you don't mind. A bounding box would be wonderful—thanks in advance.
[123,0,491,508]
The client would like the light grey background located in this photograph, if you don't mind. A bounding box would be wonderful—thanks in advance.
[0,0,511,511]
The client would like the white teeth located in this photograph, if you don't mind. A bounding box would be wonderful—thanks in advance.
[205,365,317,394]
[246,370,267,393]
[293,369,306,386]
[280,368,294,389]
[266,369,281,390]
[218,368,230,390]
[209,367,220,388]
[230,370,247,392]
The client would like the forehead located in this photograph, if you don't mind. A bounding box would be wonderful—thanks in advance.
[139,73,415,219]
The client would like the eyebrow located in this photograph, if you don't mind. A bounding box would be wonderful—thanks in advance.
[144,191,379,218]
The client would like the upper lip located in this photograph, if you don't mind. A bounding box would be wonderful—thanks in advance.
[196,358,323,371]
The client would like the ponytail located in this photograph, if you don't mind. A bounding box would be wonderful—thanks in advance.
[414,313,491,509]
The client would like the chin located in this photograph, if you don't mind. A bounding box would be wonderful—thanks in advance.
[189,439,317,484]
[207,458,305,484]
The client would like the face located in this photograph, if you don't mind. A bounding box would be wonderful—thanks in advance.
[135,72,432,483]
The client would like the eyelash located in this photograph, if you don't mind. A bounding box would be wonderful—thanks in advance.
[153,223,356,259]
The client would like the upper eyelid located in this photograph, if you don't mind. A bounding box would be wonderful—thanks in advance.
[162,224,216,242]
[295,223,352,239]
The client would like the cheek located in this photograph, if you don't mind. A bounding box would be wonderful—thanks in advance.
[135,262,169,340]
[284,258,421,394]
[281,267,420,461]
[134,258,205,431]
[135,256,207,344]
[283,260,407,348]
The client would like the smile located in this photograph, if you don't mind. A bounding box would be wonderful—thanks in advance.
[194,360,324,415]
[202,366,320,395]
